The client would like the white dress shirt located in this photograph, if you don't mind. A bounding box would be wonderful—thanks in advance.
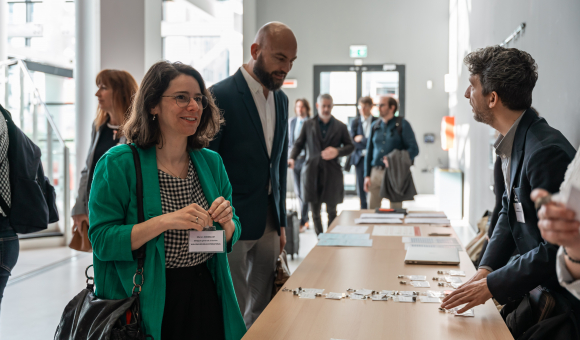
[360,115,373,157]
[361,115,373,139]
[240,66,276,194]
[556,246,580,300]
[240,66,276,157]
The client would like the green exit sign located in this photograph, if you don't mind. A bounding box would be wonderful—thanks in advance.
[350,45,368,58]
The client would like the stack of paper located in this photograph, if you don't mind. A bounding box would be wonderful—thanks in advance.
[372,225,421,237]
[319,233,370,239]
[404,217,451,224]
[402,237,459,244]
[406,212,448,218]
[360,213,406,219]
[317,232,373,247]
[402,236,463,251]
[329,225,368,234]
[355,217,403,224]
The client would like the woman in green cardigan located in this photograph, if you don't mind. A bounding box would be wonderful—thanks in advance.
[88,61,246,340]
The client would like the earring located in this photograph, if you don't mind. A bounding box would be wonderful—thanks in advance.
[152,115,156,121]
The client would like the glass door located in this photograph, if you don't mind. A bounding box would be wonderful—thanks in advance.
[313,64,406,193]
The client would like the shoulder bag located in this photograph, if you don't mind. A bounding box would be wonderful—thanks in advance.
[54,144,152,340]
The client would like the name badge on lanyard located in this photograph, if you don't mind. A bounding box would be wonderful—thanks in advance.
[513,190,526,223]
[189,227,225,253]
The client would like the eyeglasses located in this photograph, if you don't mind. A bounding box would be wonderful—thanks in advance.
[162,94,209,109]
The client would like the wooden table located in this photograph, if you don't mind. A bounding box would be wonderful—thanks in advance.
[243,210,513,340]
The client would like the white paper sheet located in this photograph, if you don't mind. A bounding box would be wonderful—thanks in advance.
[325,293,344,300]
[402,237,459,244]
[299,292,316,299]
[301,288,325,294]
[406,213,448,218]
[329,225,369,233]
[410,281,431,288]
[355,218,403,224]
[420,296,442,303]
[360,213,406,219]
[404,217,451,224]
[317,238,373,247]
[404,243,463,251]
[318,233,370,240]
[372,226,417,237]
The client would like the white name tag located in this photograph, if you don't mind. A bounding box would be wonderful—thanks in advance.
[514,203,525,223]
[189,230,225,253]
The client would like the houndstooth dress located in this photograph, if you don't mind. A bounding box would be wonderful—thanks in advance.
[159,160,213,268]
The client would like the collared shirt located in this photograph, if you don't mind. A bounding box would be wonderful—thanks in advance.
[240,66,276,157]
[556,246,580,300]
[361,115,373,157]
[241,66,276,194]
[294,117,307,141]
[294,117,307,157]
[318,116,332,139]
[493,112,525,198]
[361,115,373,139]
[480,111,526,274]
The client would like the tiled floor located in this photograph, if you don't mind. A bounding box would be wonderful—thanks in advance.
[0,194,474,339]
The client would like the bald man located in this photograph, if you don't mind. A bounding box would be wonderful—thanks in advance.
[208,22,297,328]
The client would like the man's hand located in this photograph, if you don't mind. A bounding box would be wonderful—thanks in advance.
[288,159,295,169]
[354,135,363,143]
[72,214,89,233]
[363,177,371,193]
[321,147,339,160]
[441,268,492,314]
[382,156,389,168]
[280,227,287,254]
[533,189,580,250]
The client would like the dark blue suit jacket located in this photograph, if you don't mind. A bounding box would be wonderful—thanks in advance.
[208,69,288,240]
[349,115,378,166]
[480,108,577,304]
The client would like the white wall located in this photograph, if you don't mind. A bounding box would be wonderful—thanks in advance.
[448,0,580,227]
[245,0,450,194]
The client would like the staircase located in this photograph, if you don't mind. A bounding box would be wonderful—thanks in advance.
[0,58,73,248]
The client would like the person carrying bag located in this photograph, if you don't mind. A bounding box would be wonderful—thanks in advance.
[55,144,151,339]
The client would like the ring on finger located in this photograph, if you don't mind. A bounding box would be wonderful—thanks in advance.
[196,216,199,223]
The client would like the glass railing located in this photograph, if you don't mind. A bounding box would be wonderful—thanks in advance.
[0,59,71,240]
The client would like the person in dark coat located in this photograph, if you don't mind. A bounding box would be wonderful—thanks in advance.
[441,46,579,338]
[288,94,354,235]
[288,98,311,232]
[208,22,297,329]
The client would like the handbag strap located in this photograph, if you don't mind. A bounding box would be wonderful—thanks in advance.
[128,144,146,294]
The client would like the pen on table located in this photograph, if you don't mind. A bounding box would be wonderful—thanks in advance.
[428,233,451,237]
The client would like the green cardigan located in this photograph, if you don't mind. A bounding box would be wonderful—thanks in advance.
[88,144,246,340]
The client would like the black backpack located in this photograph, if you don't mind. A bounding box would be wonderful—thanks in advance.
[0,104,59,234]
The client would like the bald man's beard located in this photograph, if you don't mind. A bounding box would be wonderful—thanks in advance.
[253,54,286,91]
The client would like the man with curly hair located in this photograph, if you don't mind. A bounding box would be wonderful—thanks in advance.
[441,46,578,337]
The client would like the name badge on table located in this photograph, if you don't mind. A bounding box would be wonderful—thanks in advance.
[189,230,225,253]
[514,203,525,223]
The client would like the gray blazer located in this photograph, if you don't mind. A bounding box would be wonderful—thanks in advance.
[290,116,354,205]
[71,122,126,216]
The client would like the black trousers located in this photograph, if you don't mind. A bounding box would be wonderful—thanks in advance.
[354,159,368,209]
[292,157,309,225]
[162,263,225,340]
[310,202,337,235]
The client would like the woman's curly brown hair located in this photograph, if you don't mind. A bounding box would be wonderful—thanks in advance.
[123,61,223,150]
